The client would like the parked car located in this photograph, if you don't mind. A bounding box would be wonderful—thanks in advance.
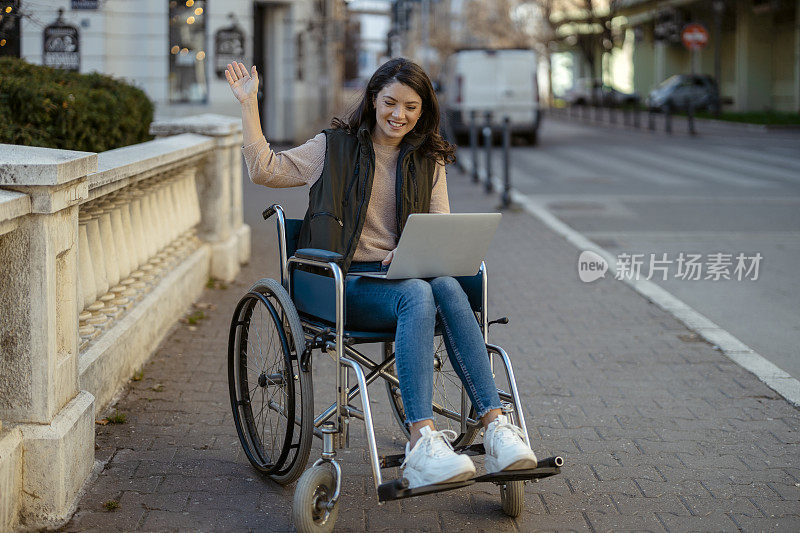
[563,78,640,106]
[439,48,540,145]
[646,74,720,111]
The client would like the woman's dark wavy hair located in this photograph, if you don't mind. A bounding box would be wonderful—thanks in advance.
[331,58,456,165]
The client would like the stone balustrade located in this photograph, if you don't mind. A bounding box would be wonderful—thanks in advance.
[0,115,249,530]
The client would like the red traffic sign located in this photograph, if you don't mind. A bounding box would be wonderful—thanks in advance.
[682,23,709,51]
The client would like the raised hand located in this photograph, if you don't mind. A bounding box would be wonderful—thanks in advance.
[225,62,259,104]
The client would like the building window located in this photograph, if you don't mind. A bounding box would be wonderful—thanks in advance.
[169,0,207,103]
[0,1,21,58]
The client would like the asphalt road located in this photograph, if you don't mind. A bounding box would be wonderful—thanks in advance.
[464,116,800,381]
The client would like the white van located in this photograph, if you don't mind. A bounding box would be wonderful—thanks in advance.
[439,48,540,145]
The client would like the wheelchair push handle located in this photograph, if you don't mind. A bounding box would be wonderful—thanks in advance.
[488,317,509,327]
[262,204,279,220]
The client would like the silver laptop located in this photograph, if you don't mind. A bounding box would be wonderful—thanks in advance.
[354,213,502,279]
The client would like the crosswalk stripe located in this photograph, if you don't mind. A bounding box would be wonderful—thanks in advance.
[547,145,697,187]
[714,146,800,177]
[510,148,592,182]
[656,144,795,185]
[611,144,768,188]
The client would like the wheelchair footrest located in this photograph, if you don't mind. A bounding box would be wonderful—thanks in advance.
[379,453,405,469]
[377,478,475,502]
[379,443,487,469]
[473,457,564,483]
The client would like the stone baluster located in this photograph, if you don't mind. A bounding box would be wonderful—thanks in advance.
[139,180,164,279]
[161,176,181,264]
[148,179,169,270]
[112,190,139,301]
[127,188,151,290]
[167,174,187,259]
[181,170,202,252]
[94,202,123,317]
[77,212,98,348]
[185,170,201,229]
[106,193,136,305]
[83,206,111,329]
[100,197,131,309]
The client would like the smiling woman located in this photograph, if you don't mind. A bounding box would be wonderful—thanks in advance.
[372,82,423,145]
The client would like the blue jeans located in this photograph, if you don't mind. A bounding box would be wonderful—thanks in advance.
[346,261,503,425]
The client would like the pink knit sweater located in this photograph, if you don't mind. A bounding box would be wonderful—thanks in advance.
[242,134,450,262]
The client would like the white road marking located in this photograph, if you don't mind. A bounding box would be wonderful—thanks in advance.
[545,145,697,187]
[511,148,604,182]
[515,189,800,407]
[656,144,798,185]
[582,230,800,242]
[714,146,800,177]
[468,162,800,407]
[609,145,769,188]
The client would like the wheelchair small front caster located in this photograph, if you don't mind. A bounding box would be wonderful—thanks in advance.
[293,465,340,533]
[500,480,524,517]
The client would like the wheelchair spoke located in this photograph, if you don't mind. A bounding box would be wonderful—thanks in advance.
[249,308,268,372]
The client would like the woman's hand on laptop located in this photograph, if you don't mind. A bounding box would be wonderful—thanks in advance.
[381,248,397,266]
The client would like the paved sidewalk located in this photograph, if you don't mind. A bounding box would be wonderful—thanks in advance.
[62,163,799,532]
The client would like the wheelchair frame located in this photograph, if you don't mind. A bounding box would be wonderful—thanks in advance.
[229,204,562,531]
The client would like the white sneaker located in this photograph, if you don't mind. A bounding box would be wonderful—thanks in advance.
[401,426,476,488]
[484,414,538,474]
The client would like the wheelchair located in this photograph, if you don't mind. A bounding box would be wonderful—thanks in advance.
[228,204,563,532]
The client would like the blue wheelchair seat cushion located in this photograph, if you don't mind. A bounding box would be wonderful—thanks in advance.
[295,248,344,264]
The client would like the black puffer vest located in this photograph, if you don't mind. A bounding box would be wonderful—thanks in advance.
[296,124,436,273]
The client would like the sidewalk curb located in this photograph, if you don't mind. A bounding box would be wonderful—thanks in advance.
[546,108,800,134]
[461,160,800,407]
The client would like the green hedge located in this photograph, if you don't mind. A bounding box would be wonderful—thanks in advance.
[0,57,154,152]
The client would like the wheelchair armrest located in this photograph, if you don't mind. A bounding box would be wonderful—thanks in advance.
[294,248,344,265]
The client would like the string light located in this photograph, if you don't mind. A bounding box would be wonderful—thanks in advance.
[194,7,202,16]
[187,16,195,24]
[180,47,188,54]
[170,45,180,54]
[186,0,194,6]
[5,6,12,13]
[0,39,6,47]
[195,50,205,60]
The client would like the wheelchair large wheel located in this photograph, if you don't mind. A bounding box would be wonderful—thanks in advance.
[384,337,481,447]
[228,278,313,485]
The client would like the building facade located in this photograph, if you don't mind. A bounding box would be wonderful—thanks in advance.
[346,0,391,83]
[552,0,800,112]
[3,0,345,142]
[621,0,799,112]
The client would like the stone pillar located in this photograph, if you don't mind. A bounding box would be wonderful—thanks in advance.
[150,114,251,281]
[654,39,666,88]
[0,144,97,528]
[734,0,773,111]
[795,0,800,112]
